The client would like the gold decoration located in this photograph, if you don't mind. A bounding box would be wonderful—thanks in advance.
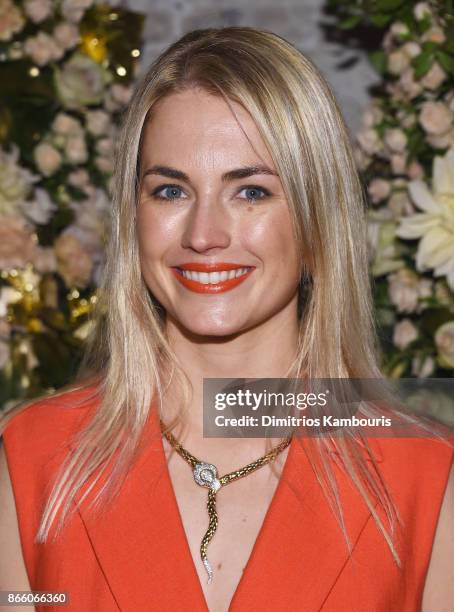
[68,290,97,323]
[80,33,108,63]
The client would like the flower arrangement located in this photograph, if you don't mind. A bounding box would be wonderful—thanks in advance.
[330,0,454,377]
[0,0,144,407]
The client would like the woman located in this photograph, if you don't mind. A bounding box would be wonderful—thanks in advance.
[1,27,453,612]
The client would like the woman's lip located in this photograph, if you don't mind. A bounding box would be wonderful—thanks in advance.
[175,262,253,272]
[171,266,254,294]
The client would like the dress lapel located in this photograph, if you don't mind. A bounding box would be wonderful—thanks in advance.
[73,407,209,611]
[73,404,382,611]
[230,436,383,611]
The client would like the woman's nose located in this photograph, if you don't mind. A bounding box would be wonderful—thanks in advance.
[181,198,231,253]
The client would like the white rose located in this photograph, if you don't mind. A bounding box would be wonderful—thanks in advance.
[0,0,25,41]
[414,2,432,20]
[402,42,421,59]
[24,0,52,23]
[419,101,452,135]
[55,53,111,109]
[399,68,423,100]
[33,246,57,274]
[422,27,446,44]
[53,21,79,50]
[361,105,383,129]
[411,355,435,378]
[388,269,420,313]
[0,145,39,216]
[24,32,64,66]
[0,286,22,317]
[34,142,62,176]
[52,112,83,135]
[435,321,454,369]
[399,113,417,129]
[393,319,418,350]
[406,161,424,180]
[384,128,407,153]
[95,137,113,157]
[390,153,407,175]
[65,135,88,164]
[95,156,113,174]
[390,22,409,37]
[368,178,391,204]
[85,110,110,136]
[426,128,454,150]
[68,168,90,188]
[357,128,382,155]
[21,188,57,224]
[420,62,447,90]
[61,0,93,23]
[388,50,411,76]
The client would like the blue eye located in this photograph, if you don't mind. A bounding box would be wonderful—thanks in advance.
[239,186,270,203]
[151,185,186,201]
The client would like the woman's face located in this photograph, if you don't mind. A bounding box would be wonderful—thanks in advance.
[137,88,301,337]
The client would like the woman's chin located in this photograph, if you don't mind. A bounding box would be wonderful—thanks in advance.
[176,314,247,339]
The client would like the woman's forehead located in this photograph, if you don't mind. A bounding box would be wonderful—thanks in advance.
[140,89,275,171]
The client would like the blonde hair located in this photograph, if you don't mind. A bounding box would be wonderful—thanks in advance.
[0,26,448,565]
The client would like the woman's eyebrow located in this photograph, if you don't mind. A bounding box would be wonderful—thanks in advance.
[141,164,278,182]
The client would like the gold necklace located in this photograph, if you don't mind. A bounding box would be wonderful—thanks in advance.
[160,420,292,584]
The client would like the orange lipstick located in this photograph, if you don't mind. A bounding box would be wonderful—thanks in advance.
[171,262,255,294]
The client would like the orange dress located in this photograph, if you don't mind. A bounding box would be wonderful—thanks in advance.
[2,384,453,612]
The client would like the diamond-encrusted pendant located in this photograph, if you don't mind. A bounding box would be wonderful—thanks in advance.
[193,462,221,492]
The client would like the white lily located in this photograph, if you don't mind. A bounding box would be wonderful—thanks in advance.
[396,148,454,289]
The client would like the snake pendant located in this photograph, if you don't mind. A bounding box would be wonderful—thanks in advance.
[192,462,222,583]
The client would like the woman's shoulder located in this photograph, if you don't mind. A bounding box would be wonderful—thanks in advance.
[1,382,101,462]
[374,435,454,471]
[368,435,454,525]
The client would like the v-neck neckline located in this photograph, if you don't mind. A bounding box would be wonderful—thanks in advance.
[159,428,298,611]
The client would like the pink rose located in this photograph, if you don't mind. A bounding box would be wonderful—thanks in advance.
[420,62,447,90]
[0,215,38,269]
[24,0,52,23]
[34,142,62,176]
[393,319,418,350]
[54,231,93,288]
[368,178,391,204]
[419,101,452,135]
[406,161,424,180]
[53,21,79,50]
[384,128,407,153]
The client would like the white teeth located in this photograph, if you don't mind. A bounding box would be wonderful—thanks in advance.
[180,267,250,284]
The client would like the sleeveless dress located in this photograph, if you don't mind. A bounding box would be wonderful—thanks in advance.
[1,384,453,612]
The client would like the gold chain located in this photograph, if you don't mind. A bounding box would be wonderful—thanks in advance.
[160,420,292,584]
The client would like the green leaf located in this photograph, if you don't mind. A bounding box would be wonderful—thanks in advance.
[412,51,434,78]
[339,14,362,29]
[369,50,388,74]
[436,50,454,75]
[375,0,406,11]
[370,12,393,27]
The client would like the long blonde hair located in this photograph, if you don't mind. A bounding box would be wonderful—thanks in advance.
[0,26,447,564]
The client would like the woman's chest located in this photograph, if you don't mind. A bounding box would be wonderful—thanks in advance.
[166,457,285,612]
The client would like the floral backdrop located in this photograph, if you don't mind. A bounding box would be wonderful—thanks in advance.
[0,0,453,411]
[330,0,454,381]
[0,0,144,408]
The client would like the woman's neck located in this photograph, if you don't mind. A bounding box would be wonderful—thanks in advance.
[162,300,300,437]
